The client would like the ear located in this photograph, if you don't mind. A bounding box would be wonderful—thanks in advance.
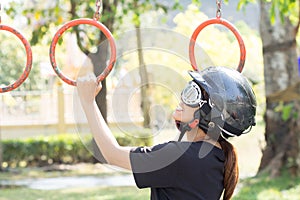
[189,119,199,129]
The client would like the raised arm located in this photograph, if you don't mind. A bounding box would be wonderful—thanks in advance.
[76,73,132,170]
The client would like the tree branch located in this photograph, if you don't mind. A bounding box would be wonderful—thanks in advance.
[69,0,90,55]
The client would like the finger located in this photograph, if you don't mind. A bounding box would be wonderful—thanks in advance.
[95,82,102,96]
[88,73,97,82]
[77,72,97,83]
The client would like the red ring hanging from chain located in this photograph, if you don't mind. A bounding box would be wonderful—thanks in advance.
[0,25,33,93]
[189,17,246,73]
[49,18,116,86]
[49,0,116,86]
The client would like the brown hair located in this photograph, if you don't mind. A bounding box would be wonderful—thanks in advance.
[219,138,239,200]
[200,84,239,199]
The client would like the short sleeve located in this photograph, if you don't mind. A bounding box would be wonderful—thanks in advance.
[130,141,189,188]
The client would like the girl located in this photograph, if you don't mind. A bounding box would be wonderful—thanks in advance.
[76,66,256,200]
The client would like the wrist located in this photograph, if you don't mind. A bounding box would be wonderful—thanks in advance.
[80,100,97,110]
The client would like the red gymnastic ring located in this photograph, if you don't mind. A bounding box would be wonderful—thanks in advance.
[189,18,246,73]
[0,25,33,93]
[49,18,116,86]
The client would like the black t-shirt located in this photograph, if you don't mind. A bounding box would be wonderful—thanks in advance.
[130,141,225,200]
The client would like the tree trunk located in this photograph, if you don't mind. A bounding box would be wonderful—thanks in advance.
[136,27,151,128]
[91,43,108,122]
[90,0,117,163]
[93,0,117,122]
[133,0,151,129]
[89,38,109,164]
[259,1,300,177]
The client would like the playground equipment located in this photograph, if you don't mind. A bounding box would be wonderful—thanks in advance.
[49,0,116,86]
[189,0,246,73]
[1,0,245,91]
[0,4,33,93]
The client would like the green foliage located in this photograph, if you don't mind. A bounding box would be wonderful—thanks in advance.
[269,0,298,24]
[116,0,183,27]
[275,102,298,121]
[0,186,150,200]
[191,0,201,7]
[112,128,153,147]
[237,0,299,25]
[237,0,257,10]
[2,135,91,167]
[0,29,42,91]
[1,133,151,168]
[0,33,25,87]
[233,173,300,200]
[5,0,182,46]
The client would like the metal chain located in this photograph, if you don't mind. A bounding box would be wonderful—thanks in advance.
[216,0,222,18]
[93,0,103,21]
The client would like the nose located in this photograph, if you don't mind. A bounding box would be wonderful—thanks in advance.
[179,101,184,107]
[175,102,184,110]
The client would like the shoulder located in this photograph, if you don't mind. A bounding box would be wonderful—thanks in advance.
[130,141,187,173]
[131,141,191,153]
[131,141,224,164]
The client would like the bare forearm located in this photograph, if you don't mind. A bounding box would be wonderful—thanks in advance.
[81,101,132,170]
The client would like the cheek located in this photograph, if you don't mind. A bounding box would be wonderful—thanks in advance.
[172,110,195,122]
[183,108,198,122]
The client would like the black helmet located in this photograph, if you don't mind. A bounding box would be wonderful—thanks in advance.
[188,66,257,139]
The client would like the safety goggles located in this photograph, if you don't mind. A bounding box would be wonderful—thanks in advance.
[181,81,208,108]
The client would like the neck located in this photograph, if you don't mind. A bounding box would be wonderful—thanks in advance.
[186,127,210,142]
[186,127,222,149]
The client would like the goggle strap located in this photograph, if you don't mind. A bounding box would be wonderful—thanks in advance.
[199,102,211,115]
[198,99,207,108]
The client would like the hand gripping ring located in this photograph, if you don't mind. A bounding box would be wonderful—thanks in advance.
[189,18,246,72]
[49,18,116,86]
[0,25,33,93]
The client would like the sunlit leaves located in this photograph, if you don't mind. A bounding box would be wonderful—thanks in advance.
[191,0,201,7]
[237,0,299,25]
[0,31,41,90]
[237,0,256,10]
[275,102,298,121]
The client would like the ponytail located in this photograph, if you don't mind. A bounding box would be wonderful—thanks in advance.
[219,138,239,200]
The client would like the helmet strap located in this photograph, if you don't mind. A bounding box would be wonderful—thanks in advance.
[177,123,190,142]
[177,118,199,142]
[196,105,223,140]
[176,108,210,140]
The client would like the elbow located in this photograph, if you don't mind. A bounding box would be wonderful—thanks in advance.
[103,148,121,166]
[103,154,117,166]
[99,146,119,165]
[100,149,117,165]
[101,146,131,170]
[106,158,117,166]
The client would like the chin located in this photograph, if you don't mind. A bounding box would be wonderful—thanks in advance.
[175,120,182,130]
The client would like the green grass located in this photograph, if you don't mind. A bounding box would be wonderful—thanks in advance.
[0,186,150,200]
[0,164,128,180]
[233,173,300,200]
[230,119,300,200]
[0,164,149,200]
[0,164,148,199]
